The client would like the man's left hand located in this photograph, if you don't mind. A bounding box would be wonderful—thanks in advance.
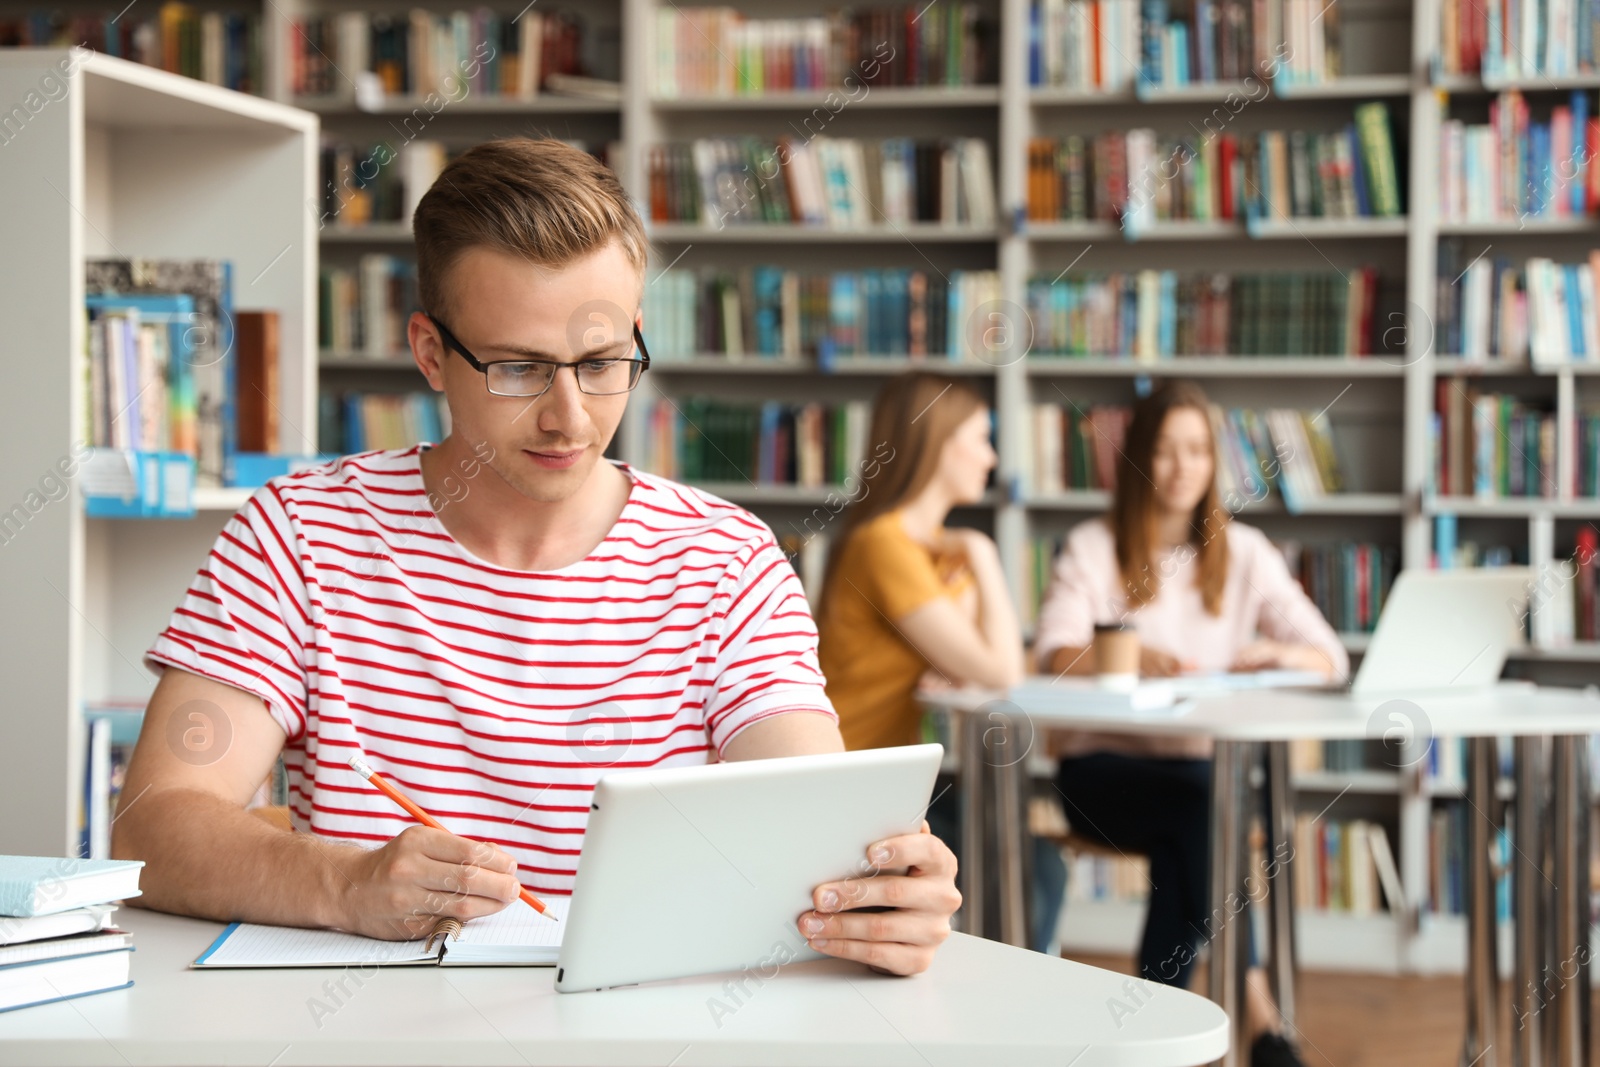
[797,821,960,976]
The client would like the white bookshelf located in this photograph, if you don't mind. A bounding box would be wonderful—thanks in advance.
[0,50,318,857]
[7,0,1598,976]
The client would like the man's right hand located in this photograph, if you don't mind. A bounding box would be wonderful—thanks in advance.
[1139,646,1193,677]
[334,826,524,940]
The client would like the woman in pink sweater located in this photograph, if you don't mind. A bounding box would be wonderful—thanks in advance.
[1034,380,1347,1067]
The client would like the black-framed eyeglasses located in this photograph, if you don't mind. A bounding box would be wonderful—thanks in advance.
[426,312,650,398]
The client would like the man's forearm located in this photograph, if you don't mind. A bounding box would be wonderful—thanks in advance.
[113,787,357,930]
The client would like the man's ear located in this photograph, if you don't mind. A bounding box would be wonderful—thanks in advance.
[410,312,447,391]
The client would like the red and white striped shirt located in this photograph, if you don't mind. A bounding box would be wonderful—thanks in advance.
[145,447,836,894]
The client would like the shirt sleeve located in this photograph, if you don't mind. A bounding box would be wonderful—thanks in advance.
[1032,523,1112,671]
[1246,532,1352,681]
[704,533,838,755]
[144,483,314,742]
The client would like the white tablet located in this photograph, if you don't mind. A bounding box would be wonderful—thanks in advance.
[554,743,944,993]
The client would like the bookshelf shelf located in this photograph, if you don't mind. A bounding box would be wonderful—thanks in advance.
[1517,642,1600,662]
[1024,357,1407,378]
[1022,220,1122,240]
[695,482,1001,507]
[1272,75,1415,99]
[1134,80,1258,103]
[650,356,998,376]
[1246,217,1409,239]
[293,94,620,114]
[1292,769,1401,793]
[1423,496,1600,518]
[1340,632,1373,653]
[1024,492,1403,515]
[1438,73,1600,93]
[1430,358,1542,375]
[1028,86,1138,105]
[644,223,1002,243]
[193,487,256,512]
[651,86,1001,109]
[1122,220,1248,241]
[321,223,415,244]
[1436,218,1597,235]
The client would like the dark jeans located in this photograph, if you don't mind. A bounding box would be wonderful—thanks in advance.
[926,774,1069,955]
[1054,752,1217,988]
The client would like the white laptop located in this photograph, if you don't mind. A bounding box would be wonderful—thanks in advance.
[1347,567,1532,696]
[554,743,943,993]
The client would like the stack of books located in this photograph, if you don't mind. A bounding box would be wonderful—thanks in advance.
[318,391,451,454]
[320,256,420,360]
[1436,243,1600,364]
[654,3,996,96]
[1439,90,1597,225]
[1026,104,1402,225]
[1211,405,1345,511]
[643,265,1000,361]
[1,3,263,94]
[1027,403,1131,493]
[1431,379,1557,498]
[1023,268,1379,358]
[290,8,587,99]
[648,136,995,229]
[1289,816,1394,916]
[643,396,874,488]
[1276,540,1398,634]
[1443,0,1600,80]
[0,857,143,1014]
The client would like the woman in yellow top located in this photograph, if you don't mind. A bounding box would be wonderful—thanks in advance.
[817,372,1065,949]
[817,372,1023,748]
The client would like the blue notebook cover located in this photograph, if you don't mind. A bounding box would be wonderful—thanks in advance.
[0,858,144,918]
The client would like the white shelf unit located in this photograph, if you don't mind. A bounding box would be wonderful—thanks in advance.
[8,0,1596,975]
[0,50,318,857]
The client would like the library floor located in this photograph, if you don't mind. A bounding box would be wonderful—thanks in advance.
[1068,951,1565,1067]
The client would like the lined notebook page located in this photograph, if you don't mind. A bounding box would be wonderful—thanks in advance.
[443,897,568,965]
[193,897,569,968]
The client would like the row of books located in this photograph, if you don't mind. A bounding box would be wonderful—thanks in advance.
[1431,517,1526,568]
[1211,405,1346,512]
[1289,738,1384,774]
[654,4,996,96]
[1062,849,1151,904]
[1025,105,1403,224]
[2,3,262,93]
[642,266,998,361]
[1439,0,1600,80]
[290,9,585,99]
[1023,269,1381,358]
[1577,419,1600,498]
[317,139,610,229]
[1438,90,1598,224]
[1430,380,1557,499]
[1280,540,1398,635]
[318,391,451,455]
[641,397,874,488]
[1022,401,1346,510]
[82,259,296,489]
[1434,244,1600,362]
[647,137,996,229]
[1027,404,1130,494]
[0,857,143,1014]
[1290,816,1392,916]
[320,257,419,360]
[1428,804,1513,920]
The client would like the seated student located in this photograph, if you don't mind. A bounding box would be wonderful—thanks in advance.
[110,138,960,978]
[1033,380,1347,1067]
[815,373,1065,953]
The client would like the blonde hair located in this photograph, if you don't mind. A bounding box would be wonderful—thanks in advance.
[413,137,648,321]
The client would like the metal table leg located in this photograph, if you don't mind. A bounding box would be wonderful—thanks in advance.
[1514,736,1549,1067]
[1466,735,1501,1067]
[1545,735,1591,1067]
[957,708,987,940]
[993,726,1029,949]
[1264,740,1299,1033]
[1208,739,1250,1067]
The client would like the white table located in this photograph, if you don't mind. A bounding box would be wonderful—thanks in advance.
[0,905,1229,1066]
[924,680,1600,1067]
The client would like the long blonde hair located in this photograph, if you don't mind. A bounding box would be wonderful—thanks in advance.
[1110,380,1229,615]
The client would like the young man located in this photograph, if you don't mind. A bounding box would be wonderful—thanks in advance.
[112,138,960,977]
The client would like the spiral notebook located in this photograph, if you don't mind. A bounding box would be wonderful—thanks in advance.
[191,897,568,968]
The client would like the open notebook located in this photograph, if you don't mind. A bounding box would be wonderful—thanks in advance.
[191,896,568,968]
